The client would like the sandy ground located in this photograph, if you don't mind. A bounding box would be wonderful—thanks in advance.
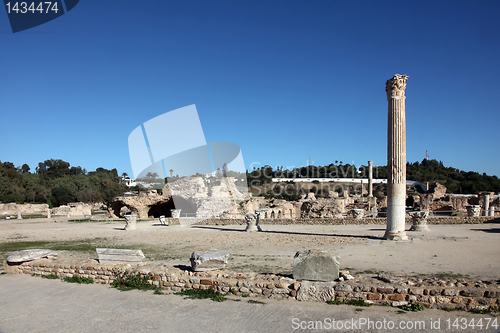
[1,274,499,333]
[1,218,499,333]
[1,217,499,279]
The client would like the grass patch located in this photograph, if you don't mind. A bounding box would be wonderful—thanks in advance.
[0,237,127,261]
[110,272,158,292]
[43,274,59,279]
[433,272,469,280]
[347,300,372,307]
[175,289,226,302]
[247,300,265,304]
[0,240,53,252]
[327,299,372,307]
[327,300,343,305]
[443,307,458,312]
[469,305,498,314]
[400,302,425,312]
[64,276,93,284]
[21,214,48,219]
[357,269,383,275]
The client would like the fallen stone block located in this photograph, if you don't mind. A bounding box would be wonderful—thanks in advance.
[7,249,58,263]
[190,249,229,271]
[293,249,339,281]
[392,301,408,307]
[96,248,145,264]
[297,281,335,302]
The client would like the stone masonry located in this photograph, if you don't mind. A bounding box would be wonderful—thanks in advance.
[4,258,499,312]
[385,74,409,240]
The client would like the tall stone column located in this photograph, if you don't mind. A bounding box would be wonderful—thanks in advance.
[483,194,490,216]
[368,161,373,197]
[385,74,409,240]
[368,160,377,210]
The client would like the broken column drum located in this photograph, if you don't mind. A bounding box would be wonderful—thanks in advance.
[483,194,490,217]
[466,205,481,217]
[352,209,364,219]
[368,160,377,209]
[170,209,182,218]
[409,211,430,232]
[385,74,409,241]
[124,214,137,230]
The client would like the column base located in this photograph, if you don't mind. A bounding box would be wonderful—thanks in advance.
[409,224,430,232]
[384,231,408,241]
[245,225,262,232]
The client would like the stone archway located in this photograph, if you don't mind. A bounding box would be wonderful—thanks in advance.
[147,196,198,218]
[110,201,126,217]
[109,201,138,218]
[147,200,176,218]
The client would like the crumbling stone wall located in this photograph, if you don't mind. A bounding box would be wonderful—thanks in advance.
[50,202,91,216]
[5,258,499,312]
[191,216,498,226]
[0,203,49,216]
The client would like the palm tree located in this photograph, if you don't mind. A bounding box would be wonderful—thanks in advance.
[169,169,174,177]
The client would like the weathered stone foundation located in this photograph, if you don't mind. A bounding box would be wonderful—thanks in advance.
[190,216,499,226]
[4,258,499,311]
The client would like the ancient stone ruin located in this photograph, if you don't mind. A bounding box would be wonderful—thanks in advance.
[385,74,409,240]
[108,176,246,219]
[108,177,499,221]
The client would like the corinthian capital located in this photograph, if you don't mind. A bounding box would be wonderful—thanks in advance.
[386,74,409,99]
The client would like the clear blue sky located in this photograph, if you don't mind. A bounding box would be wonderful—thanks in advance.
[1,0,499,177]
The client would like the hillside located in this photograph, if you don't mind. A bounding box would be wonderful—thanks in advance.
[246,159,500,195]
[0,159,127,207]
[1,158,498,207]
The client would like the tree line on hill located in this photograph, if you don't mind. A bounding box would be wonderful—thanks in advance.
[1,158,498,207]
[0,159,128,207]
[246,159,500,195]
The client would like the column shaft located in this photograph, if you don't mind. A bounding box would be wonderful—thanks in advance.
[385,74,409,241]
[368,161,373,197]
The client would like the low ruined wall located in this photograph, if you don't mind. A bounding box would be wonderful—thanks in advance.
[192,216,498,226]
[50,203,91,217]
[0,203,49,217]
[4,258,499,312]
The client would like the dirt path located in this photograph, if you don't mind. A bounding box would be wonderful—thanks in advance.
[0,274,498,333]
